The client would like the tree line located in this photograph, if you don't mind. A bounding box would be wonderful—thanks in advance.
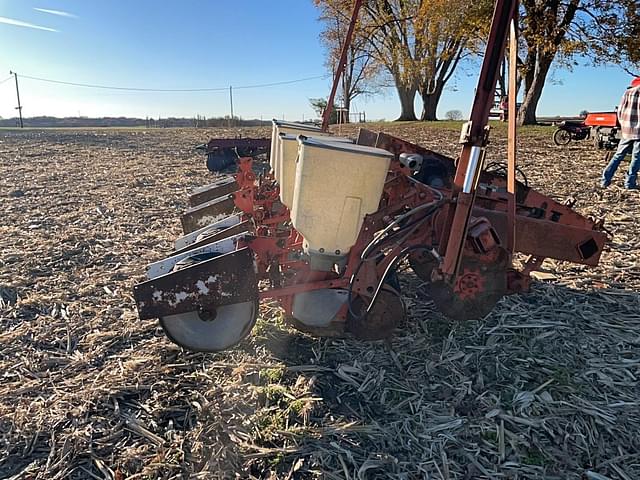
[0,116,271,128]
[315,0,639,125]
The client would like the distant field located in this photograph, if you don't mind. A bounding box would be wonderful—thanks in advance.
[1,124,638,479]
[0,119,555,133]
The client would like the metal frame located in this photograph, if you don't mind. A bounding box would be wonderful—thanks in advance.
[134,0,610,347]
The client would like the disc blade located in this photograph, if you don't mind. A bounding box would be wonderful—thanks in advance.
[426,256,507,321]
[346,287,405,340]
[292,289,348,327]
[160,301,257,352]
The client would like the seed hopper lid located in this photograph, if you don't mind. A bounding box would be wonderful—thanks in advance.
[278,132,353,144]
[272,119,322,131]
[298,136,393,158]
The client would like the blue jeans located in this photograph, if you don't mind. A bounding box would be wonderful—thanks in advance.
[602,138,640,188]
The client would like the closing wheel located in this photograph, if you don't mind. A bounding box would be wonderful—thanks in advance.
[346,287,405,340]
[160,302,257,352]
[426,260,507,321]
[159,252,257,352]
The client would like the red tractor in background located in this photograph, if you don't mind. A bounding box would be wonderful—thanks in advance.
[553,111,620,151]
[584,111,620,150]
[552,111,620,150]
[553,111,620,150]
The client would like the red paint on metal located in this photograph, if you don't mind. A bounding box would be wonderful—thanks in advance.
[321,0,365,132]
[440,0,518,281]
[584,112,618,128]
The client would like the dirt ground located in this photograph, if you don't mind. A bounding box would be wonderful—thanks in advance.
[1,124,639,479]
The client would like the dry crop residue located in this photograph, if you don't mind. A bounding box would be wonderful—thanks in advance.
[1,124,639,479]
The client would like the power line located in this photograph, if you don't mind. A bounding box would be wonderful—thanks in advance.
[17,73,330,92]
[234,75,331,90]
[0,75,13,85]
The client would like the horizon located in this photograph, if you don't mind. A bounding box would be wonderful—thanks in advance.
[0,1,635,121]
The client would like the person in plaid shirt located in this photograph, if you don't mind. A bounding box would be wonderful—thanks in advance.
[601,77,640,189]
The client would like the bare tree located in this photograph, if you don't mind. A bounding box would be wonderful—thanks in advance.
[316,0,382,122]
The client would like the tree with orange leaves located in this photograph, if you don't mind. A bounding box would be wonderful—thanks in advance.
[315,0,492,121]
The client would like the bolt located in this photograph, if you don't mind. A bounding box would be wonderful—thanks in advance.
[198,307,217,322]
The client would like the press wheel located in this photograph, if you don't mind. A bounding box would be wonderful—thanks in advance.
[159,253,257,352]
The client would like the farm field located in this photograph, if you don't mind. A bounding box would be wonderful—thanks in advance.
[1,123,639,479]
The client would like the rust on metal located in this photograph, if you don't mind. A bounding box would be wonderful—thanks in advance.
[426,251,509,321]
[355,128,378,147]
[134,247,257,320]
[357,129,456,188]
[476,208,607,266]
[440,0,518,279]
[506,14,518,252]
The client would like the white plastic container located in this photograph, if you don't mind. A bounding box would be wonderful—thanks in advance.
[291,137,393,270]
[270,120,321,174]
[277,133,353,208]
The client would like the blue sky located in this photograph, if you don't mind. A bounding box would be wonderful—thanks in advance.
[0,0,634,121]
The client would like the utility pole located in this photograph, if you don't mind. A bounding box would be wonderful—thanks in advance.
[229,85,234,128]
[9,71,23,128]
